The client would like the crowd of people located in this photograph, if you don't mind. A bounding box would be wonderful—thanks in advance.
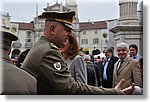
[0,10,142,95]
[77,43,143,95]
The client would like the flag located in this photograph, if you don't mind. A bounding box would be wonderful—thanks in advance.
[10,23,19,35]
[102,33,108,40]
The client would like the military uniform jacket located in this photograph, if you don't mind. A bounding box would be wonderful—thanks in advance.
[113,56,142,89]
[22,36,117,95]
[2,52,37,95]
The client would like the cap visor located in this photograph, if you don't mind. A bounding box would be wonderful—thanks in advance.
[64,23,74,30]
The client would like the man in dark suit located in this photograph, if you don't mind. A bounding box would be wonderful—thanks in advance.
[94,59,104,87]
[84,55,97,86]
[102,47,119,88]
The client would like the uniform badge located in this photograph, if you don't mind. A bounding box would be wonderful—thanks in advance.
[53,62,61,70]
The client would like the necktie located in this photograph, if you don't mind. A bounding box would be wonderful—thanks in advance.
[117,60,124,75]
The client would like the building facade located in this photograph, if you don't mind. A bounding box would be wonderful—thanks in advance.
[1,0,143,55]
[79,21,109,53]
[34,0,80,43]
[1,12,34,52]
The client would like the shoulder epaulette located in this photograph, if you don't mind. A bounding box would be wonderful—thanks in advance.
[50,43,58,50]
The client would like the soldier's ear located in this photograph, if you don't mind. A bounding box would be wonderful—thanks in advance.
[49,24,56,35]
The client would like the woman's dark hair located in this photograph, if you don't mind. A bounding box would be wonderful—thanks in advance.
[67,33,79,60]
[60,33,79,60]
[129,44,138,52]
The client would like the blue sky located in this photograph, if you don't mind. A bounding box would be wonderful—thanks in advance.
[1,0,143,23]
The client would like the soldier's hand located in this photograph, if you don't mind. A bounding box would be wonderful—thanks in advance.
[122,83,135,95]
[115,79,135,95]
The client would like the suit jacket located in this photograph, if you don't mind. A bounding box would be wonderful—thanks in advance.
[86,63,97,86]
[102,56,119,88]
[2,52,37,95]
[22,36,117,95]
[94,61,103,87]
[66,55,87,84]
[113,56,142,89]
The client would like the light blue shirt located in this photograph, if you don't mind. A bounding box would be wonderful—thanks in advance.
[103,57,111,80]
[133,54,142,61]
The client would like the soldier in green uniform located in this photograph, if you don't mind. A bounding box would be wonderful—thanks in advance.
[22,11,134,95]
[1,31,37,94]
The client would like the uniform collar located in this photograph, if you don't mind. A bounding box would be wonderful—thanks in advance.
[41,36,58,49]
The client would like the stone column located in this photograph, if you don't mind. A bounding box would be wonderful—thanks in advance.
[110,0,143,56]
[119,0,139,25]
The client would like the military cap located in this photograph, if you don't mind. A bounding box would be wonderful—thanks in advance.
[42,11,75,30]
[1,31,18,44]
